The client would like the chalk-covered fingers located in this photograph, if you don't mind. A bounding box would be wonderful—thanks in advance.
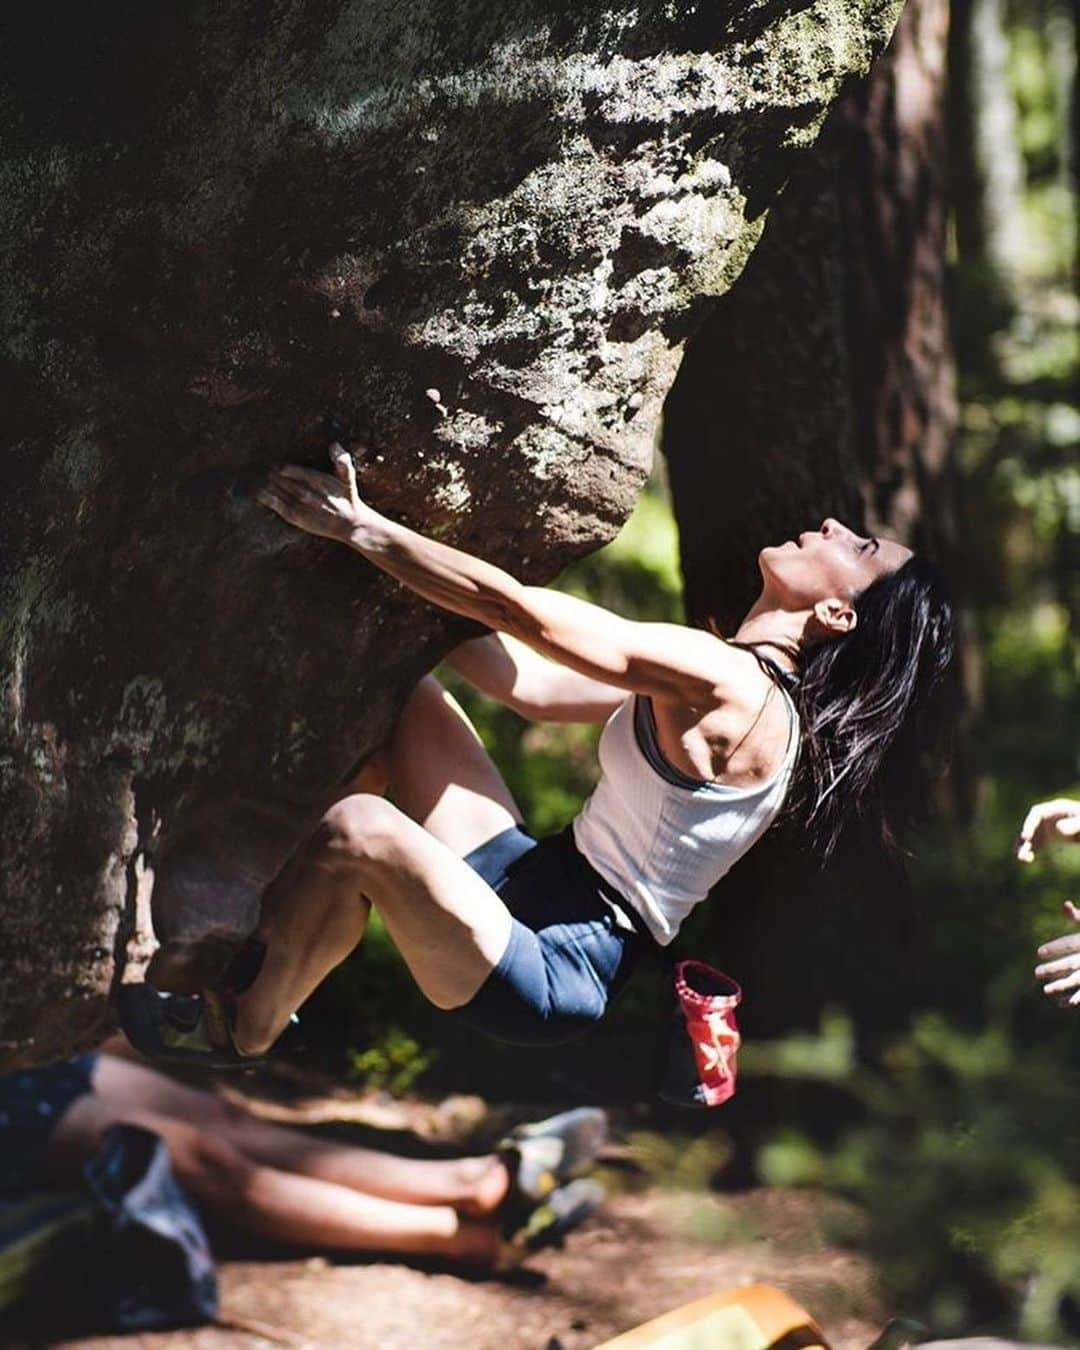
[256,445,369,544]
[330,441,361,506]
[1016,797,1080,862]
[1037,932,1080,963]
[256,471,337,538]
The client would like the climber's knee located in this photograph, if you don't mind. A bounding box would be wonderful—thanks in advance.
[405,673,447,711]
[147,936,239,995]
[315,793,409,870]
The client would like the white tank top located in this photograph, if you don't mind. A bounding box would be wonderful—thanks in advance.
[572,685,799,946]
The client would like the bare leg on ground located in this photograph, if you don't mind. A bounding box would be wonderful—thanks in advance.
[87,1055,509,1215]
[47,1089,499,1262]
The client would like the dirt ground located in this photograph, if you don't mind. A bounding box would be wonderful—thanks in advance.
[6,1081,888,1350]
[27,1187,883,1350]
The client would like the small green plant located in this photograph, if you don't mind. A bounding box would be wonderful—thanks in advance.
[347,1025,434,1097]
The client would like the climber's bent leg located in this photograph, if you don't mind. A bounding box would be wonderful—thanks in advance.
[239,808,646,1051]
[233,676,521,1052]
[382,674,524,854]
[348,798,516,1008]
[235,795,515,1052]
[303,797,645,1046]
[235,674,641,1053]
[230,815,376,1055]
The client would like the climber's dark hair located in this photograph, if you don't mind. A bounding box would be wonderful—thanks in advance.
[777,556,954,861]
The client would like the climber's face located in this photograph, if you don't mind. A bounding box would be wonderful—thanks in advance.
[758,518,912,610]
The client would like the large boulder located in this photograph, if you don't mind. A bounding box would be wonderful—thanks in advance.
[0,0,903,1067]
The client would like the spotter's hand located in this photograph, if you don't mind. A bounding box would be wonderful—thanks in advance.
[1035,902,1080,1008]
[1016,797,1080,863]
[257,443,371,543]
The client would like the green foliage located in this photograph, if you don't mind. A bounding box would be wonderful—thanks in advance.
[347,1025,434,1097]
[755,1008,1080,1341]
[560,486,685,615]
[1005,0,1077,284]
[625,1128,735,1193]
[739,1009,856,1083]
[756,1129,830,1188]
[910,787,1080,1007]
[747,819,1080,1341]
[314,908,436,1085]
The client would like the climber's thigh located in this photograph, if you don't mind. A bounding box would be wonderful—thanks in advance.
[354,804,515,1007]
[385,675,523,858]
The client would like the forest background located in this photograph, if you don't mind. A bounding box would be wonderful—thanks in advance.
[277,0,1080,1340]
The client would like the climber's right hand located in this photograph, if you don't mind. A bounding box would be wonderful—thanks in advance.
[257,442,375,544]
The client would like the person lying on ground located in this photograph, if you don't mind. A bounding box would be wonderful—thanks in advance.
[1019,796,1080,1009]
[121,441,954,1066]
[0,1049,605,1270]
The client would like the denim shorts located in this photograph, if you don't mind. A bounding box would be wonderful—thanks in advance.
[456,825,647,1046]
[0,1053,98,1192]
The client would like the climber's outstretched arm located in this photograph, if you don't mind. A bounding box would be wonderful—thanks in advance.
[258,446,743,709]
[446,634,626,724]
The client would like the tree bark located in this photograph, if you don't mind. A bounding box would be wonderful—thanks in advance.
[968,0,1028,294]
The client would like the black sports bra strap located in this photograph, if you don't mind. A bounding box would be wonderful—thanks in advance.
[727,640,800,693]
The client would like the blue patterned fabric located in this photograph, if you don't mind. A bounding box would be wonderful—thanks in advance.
[0,1053,98,1192]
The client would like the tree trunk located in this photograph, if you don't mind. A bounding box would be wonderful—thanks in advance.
[661,0,957,1046]
[969,0,1028,294]
[947,0,1029,365]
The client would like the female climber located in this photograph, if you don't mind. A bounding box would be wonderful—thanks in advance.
[121,441,953,1067]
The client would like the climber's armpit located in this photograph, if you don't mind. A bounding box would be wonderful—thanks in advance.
[445,634,626,724]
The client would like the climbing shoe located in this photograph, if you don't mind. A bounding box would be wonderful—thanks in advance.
[497,1177,604,1269]
[115,984,269,1071]
[497,1106,608,1208]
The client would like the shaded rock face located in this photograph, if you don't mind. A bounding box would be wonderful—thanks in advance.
[0,0,901,1066]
